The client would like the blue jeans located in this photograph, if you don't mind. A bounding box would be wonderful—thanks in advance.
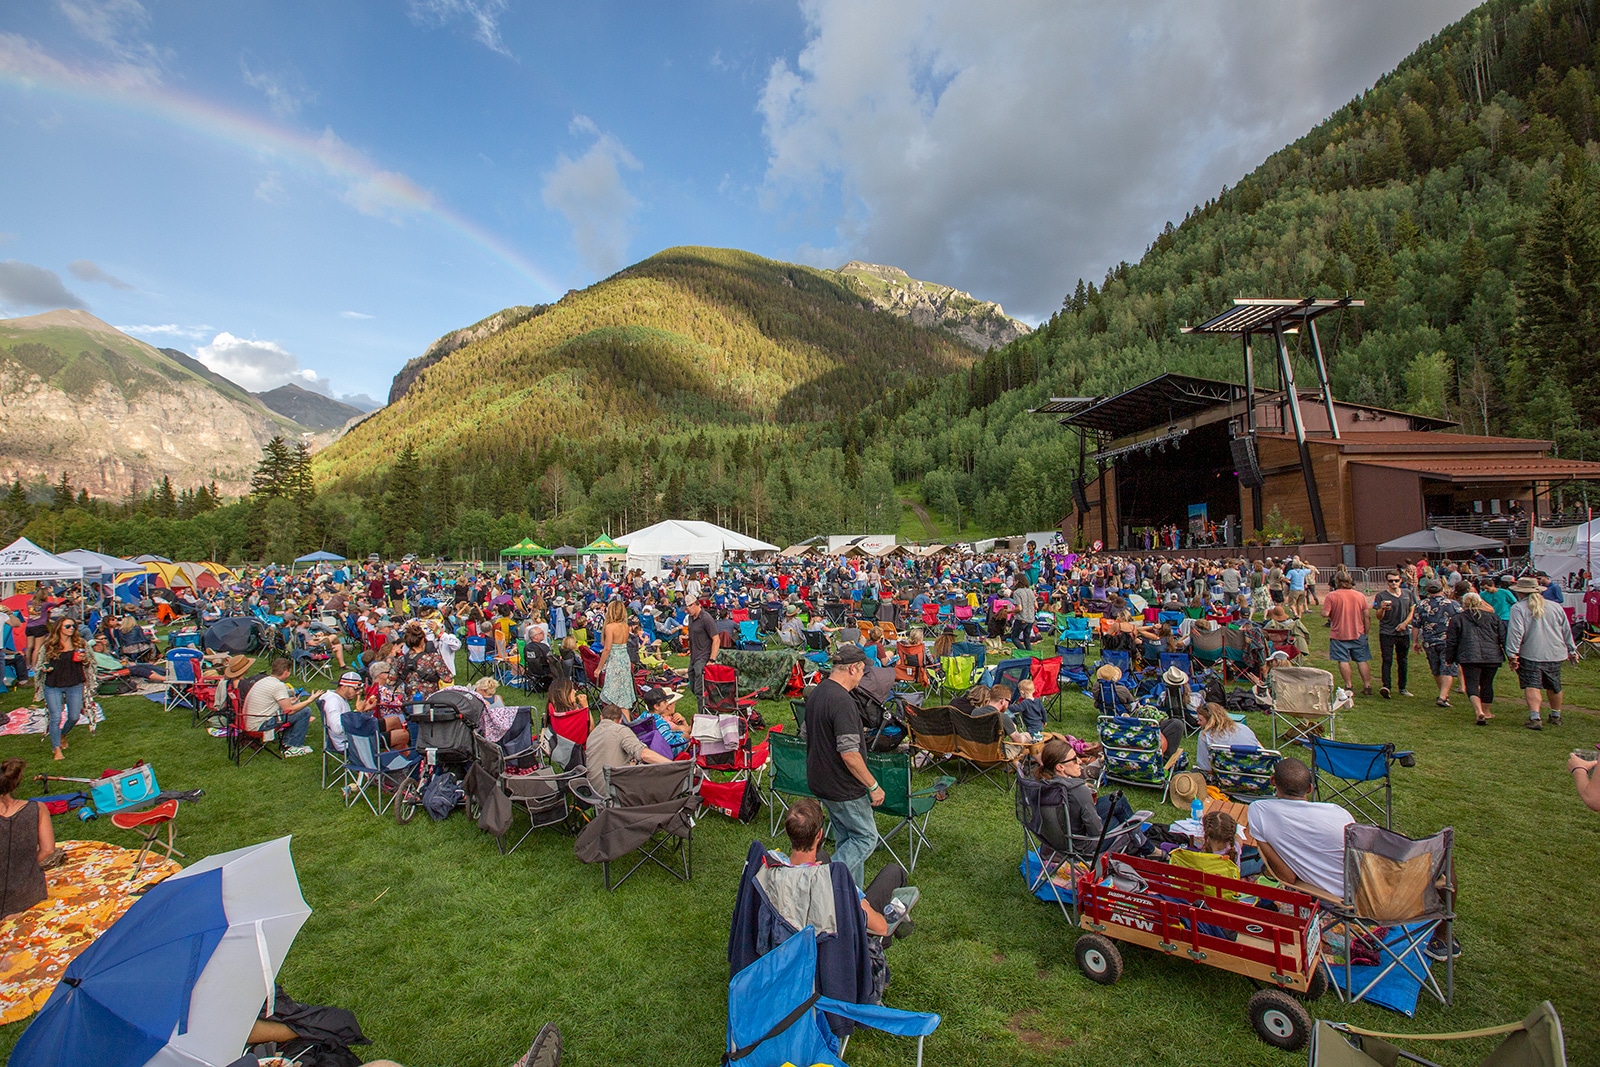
[43,684,84,749]
[262,708,312,748]
[822,793,878,890]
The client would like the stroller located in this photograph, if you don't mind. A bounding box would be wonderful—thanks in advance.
[853,664,907,753]
[396,687,485,823]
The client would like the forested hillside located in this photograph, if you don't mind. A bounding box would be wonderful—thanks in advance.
[862,0,1600,537]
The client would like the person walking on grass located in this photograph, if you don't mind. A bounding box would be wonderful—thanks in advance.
[1413,579,1461,708]
[1445,592,1506,726]
[803,644,882,890]
[1372,571,1416,699]
[1505,576,1577,730]
[1321,573,1372,696]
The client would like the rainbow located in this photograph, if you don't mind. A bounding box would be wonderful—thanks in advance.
[0,35,563,298]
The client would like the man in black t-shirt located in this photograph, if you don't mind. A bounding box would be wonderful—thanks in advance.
[804,644,883,888]
[685,599,720,700]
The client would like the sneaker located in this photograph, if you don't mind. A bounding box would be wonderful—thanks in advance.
[285,745,313,757]
[1380,686,1391,699]
[1524,718,1543,731]
[1425,933,1461,961]
[207,727,228,738]
[1549,713,1562,726]
[1400,690,1414,698]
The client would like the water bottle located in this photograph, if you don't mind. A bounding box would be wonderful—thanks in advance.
[1190,797,1203,824]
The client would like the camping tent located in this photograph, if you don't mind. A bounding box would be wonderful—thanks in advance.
[1376,527,1505,554]
[1531,520,1600,584]
[0,538,85,584]
[129,554,172,564]
[615,520,779,577]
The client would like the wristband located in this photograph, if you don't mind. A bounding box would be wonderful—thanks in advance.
[868,780,880,792]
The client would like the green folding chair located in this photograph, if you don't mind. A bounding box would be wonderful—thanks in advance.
[867,749,955,874]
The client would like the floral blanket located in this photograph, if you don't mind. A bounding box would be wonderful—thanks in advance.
[0,703,105,737]
[0,838,181,1024]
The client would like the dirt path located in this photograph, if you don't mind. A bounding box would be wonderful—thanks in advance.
[901,498,939,539]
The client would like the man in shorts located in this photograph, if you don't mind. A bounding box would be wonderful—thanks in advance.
[1321,573,1372,695]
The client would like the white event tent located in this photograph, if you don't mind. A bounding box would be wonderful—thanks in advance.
[0,538,86,600]
[615,520,778,577]
[1531,520,1600,584]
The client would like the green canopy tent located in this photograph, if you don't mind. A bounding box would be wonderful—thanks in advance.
[577,534,626,556]
[499,538,552,568]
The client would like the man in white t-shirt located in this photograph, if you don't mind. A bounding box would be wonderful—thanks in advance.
[241,657,318,756]
[318,670,365,754]
[1248,757,1354,899]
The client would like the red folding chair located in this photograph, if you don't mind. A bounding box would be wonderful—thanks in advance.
[548,706,592,748]
[730,607,751,623]
[1031,655,1063,720]
[111,799,182,879]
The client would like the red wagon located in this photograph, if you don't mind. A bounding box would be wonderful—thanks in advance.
[1074,852,1329,1051]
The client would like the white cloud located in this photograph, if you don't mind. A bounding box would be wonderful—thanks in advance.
[759,0,1479,319]
[194,331,332,395]
[55,0,165,70]
[339,310,374,319]
[68,258,132,289]
[118,322,212,343]
[0,260,86,311]
[540,116,642,277]
[241,57,316,120]
[0,29,159,93]
[316,128,433,219]
[254,172,286,205]
[407,0,513,57]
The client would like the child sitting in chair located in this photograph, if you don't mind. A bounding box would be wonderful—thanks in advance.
[1012,677,1046,738]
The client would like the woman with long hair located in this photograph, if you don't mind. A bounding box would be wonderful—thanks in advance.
[23,589,50,669]
[597,598,636,711]
[1,757,55,917]
[1446,591,1507,726]
[33,617,87,760]
[1504,577,1576,729]
[1193,702,1260,773]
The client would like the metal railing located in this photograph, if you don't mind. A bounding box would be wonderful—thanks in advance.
[1425,514,1529,540]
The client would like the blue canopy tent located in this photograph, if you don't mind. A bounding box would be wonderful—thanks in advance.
[292,550,346,572]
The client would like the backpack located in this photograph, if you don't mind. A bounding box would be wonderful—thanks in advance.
[422,770,463,820]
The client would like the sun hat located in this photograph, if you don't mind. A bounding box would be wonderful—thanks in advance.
[1095,663,1123,682]
[339,670,364,687]
[1169,770,1207,811]
[1162,665,1188,686]
[1512,576,1540,594]
[1266,649,1291,662]
[223,655,256,679]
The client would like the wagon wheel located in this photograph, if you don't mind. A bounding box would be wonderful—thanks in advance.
[1298,963,1329,1002]
[1074,933,1123,985]
[1247,988,1312,1051]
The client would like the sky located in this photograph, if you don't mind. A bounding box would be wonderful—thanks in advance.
[0,0,1481,406]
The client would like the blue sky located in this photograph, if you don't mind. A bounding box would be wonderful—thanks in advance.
[0,0,1477,404]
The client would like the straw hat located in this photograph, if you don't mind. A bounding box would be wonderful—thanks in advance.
[1512,576,1541,595]
[1095,663,1123,682]
[1162,665,1189,687]
[1169,770,1207,810]
[223,655,256,679]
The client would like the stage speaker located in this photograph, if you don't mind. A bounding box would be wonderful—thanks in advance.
[1071,477,1090,514]
[1230,435,1265,488]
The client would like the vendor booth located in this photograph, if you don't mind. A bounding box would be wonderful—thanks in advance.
[615,520,778,577]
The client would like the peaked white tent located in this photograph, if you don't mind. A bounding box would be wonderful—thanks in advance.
[58,549,142,576]
[615,520,778,577]
[0,537,85,583]
[1532,520,1600,584]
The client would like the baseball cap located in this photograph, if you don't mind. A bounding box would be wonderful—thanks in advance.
[834,643,869,666]
[339,670,363,686]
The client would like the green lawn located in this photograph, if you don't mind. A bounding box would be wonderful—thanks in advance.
[2,634,1598,1067]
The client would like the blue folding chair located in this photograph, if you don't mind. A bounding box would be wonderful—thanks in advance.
[738,619,764,650]
[1208,744,1281,802]
[726,925,940,1067]
[988,657,1033,701]
[464,635,494,681]
[1059,616,1091,648]
[1158,610,1185,627]
[1158,652,1191,678]
[1098,649,1132,676]
[341,713,422,819]
[162,647,204,712]
[951,640,986,670]
[1309,737,1414,829]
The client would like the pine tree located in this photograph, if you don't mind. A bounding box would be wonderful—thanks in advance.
[383,444,424,548]
[5,479,26,513]
[1515,177,1600,410]
[75,488,91,509]
[155,476,177,517]
[250,437,295,499]
[289,442,315,504]
[52,472,73,511]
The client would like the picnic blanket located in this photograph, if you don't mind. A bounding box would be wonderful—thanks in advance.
[0,838,181,1025]
[0,704,106,737]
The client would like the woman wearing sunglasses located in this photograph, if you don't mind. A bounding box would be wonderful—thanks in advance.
[33,618,88,761]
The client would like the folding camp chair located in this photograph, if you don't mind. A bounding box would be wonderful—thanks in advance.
[1015,772,1091,921]
[903,703,959,768]
[765,728,818,837]
[1208,744,1282,802]
[920,602,940,627]
[228,690,285,766]
[1158,652,1191,677]
[937,655,976,697]
[1222,626,1250,674]
[1096,679,1135,717]
[737,619,765,651]
[1098,649,1132,676]
[805,629,831,655]
[988,657,1033,701]
[579,645,606,701]
[1059,615,1091,649]
[463,635,494,681]
[341,712,422,819]
[1097,715,1186,803]
[1324,823,1456,1010]
[318,696,349,791]
[868,749,953,873]
[724,925,940,1067]
[289,632,333,684]
[573,760,700,890]
[949,705,1011,791]
[1268,664,1338,746]
[162,647,204,712]
[1190,625,1224,669]
[1030,655,1063,719]
[1310,738,1414,829]
[951,640,986,669]
[1308,1001,1566,1067]
[110,799,183,879]
[894,641,930,691]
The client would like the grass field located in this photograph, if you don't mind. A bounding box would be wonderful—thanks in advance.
[2,630,1598,1067]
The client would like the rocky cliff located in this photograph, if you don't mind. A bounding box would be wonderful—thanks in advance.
[0,309,300,499]
[386,304,549,405]
[831,261,1031,350]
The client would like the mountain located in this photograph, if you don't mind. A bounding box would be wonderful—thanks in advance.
[0,309,301,499]
[318,246,976,485]
[849,0,1600,536]
[830,261,1032,349]
[254,383,367,432]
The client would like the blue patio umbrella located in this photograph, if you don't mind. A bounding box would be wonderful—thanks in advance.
[11,836,311,1067]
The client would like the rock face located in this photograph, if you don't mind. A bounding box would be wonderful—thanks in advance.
[831,261,1032,350]
[0,309,298,499]
[387,304,549,405]
[254,383,366,432]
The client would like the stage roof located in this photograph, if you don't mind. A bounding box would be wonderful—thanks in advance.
[1181,296,1364,336]
[1049,373,1249,438]
[1351,457,1600,484]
